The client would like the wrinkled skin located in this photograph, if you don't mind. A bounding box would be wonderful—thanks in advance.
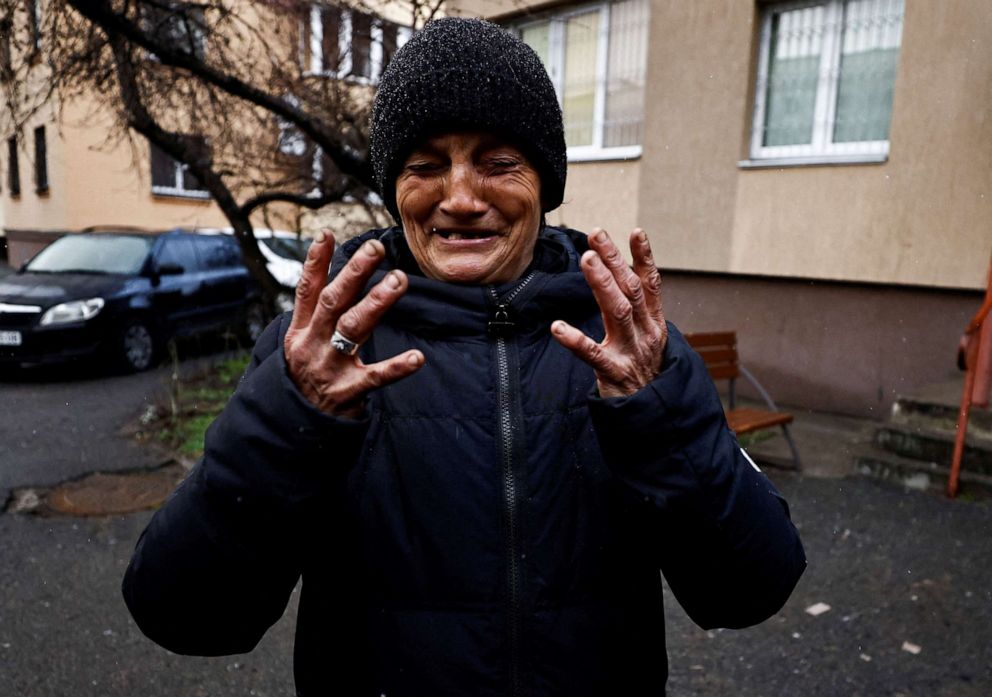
[284,132,668,413]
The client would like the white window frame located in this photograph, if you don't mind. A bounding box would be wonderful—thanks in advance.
[305,6,410,85]
[746,0,902,166]
[512,2,644,162]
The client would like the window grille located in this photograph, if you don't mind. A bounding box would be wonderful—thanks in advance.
[750,0,904,163]
[510,0,649,160]
[303,5,411,84]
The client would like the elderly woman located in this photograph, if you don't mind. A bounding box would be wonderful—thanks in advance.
[123,17,805,696]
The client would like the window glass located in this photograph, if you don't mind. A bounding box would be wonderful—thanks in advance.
[26,235,153,275]
[562,10,600,147]
[7,137,19,196]
[381,22,398,72]
[604,0,648,147]
[34,125,48,193]
[351,12,373,79]
[520,22,550,67]
[195,236,241,270]
[833,0,903,143]
[763,6,824,147]
[145,3,206,59]
[149,140,208,194]
[155,237,201,272]
[320,7,341,71]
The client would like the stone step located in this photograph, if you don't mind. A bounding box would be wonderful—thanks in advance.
[855,448,992,498]
[874,423,992,477]
[890,376,992,437]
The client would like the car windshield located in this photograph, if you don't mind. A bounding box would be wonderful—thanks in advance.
[261,236,310,262]
[25,235,154,275]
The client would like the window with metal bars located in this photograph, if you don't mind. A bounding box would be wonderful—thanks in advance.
[749,0,904,164]
[301,5,411,84]
[508,0,649,161]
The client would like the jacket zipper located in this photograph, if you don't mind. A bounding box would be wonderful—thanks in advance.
[488,272,535,697]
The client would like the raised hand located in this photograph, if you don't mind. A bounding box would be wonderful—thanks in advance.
[284,232,424,417]
[551,228,667,398]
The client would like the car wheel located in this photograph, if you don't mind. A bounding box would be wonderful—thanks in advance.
[240,302,268,346]
[119,320,157,372]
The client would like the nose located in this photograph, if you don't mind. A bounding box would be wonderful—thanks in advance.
[439,163,488,219]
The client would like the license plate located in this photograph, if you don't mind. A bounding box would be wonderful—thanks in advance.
[0,331,22,346]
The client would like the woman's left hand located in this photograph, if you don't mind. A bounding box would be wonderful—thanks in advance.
[552,228,667,398]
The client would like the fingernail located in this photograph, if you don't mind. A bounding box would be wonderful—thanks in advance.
[634,228,646,242]
[315,231,326,244]
[385,271,400,289]
[362,241,379,256]
[593,230,607,243]
[552,320,565,334]
[408,351,423,367]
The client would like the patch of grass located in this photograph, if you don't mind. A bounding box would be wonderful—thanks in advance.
[140,352,251,462]
[737,430,777,449]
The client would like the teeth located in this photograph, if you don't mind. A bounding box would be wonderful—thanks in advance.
[437,230,494,240]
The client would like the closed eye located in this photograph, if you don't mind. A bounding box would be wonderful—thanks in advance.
[403,160,444,174]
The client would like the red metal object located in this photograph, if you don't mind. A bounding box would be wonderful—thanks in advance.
[948,254,992,497]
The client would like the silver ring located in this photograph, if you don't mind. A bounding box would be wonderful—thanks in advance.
[330,330,361,356]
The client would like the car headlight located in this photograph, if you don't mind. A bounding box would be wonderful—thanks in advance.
[40,298,105,326]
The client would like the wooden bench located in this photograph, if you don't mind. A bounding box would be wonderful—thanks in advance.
[684,331,801,468]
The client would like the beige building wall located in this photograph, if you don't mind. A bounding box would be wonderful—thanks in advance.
[548,160,641,235]
[4,100,229,235]
[638,0,992,291]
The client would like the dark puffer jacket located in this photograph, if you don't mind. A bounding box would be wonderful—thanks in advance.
[122,226,806,696]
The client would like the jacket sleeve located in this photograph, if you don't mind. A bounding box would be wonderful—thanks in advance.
[122,313,370,655]
[588,323,806,630]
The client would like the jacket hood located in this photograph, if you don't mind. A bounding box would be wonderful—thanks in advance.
[0,271,129,308]
[332,226,599,340]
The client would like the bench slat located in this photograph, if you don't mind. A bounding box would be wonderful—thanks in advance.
[727,407,793,435]
[685,331,737,349]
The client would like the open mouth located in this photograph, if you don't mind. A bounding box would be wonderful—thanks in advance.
[433,229,499,241]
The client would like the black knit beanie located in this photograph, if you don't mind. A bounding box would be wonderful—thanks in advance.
[370,17,567,222]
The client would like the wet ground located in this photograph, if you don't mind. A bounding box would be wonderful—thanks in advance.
[1,470,989,696]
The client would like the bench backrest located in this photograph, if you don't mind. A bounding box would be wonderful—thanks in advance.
[684,331,740,381]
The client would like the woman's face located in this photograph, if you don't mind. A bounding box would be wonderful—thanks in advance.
[395,131,543,285]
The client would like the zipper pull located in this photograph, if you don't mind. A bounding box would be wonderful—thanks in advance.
[488,303,515,337]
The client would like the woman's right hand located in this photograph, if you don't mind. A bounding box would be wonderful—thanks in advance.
[284,231,425,417]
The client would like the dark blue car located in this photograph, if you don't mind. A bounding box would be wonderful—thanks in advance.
[0,230,265,372]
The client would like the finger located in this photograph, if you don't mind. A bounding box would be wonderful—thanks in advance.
[310,239,385,342]
[334,270,409,345]
[550,320,619,378]
[629,229,664,324]
[350,349,425,397]
[587,229,648,322]
[290,230,335,331]
[581,250,636,340]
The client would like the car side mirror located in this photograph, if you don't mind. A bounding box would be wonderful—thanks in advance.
[156,262,185,276]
